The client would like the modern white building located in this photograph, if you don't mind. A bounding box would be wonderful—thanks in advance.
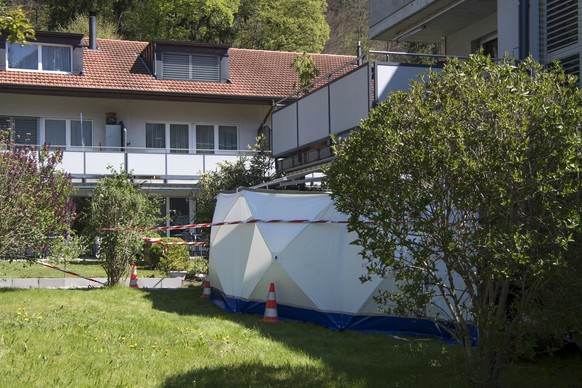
[369,0,580,75]
[272,0,581,177]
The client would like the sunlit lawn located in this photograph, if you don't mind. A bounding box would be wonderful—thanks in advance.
[1,287,580,387]
[0,260,165,279]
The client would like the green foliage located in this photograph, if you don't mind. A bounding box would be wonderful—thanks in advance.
[155,239,190,274]
[291,52,320,93]
[91,167,161,285]
[55,13,121,39]
[193,135,276,223]
[0,138,75,260]
[146,237,186,269]
[233,0,330,52]
[0,3,34,43]
[187,256,209,277]
[120,0,239,43]
[48,233,88,263]
[326,54,582,386]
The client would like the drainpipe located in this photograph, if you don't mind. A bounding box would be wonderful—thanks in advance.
[89,11,97,50]
[518,0,529,60]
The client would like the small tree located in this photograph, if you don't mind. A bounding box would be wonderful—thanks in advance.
[0,138,75,260]
[193,135,276,223]
[291,52,321,94]
[326,54,582,386]
[91,168,161,285]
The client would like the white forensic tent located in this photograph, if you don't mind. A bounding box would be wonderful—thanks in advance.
[208,189,455,338]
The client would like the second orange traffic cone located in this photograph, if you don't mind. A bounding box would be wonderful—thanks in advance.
[201,276,211,299]
[263,282,280,322]
[129,263,139,288]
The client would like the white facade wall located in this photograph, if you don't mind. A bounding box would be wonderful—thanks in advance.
[0,94,269,153]
[498,0,520,58]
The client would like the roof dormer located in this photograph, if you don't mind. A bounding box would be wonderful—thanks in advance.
[0,31,84,74]
[140,40,230,83]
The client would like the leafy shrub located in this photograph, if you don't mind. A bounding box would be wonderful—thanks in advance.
[141,231,163,266]
[147,237,190,274]
[48,234,88,263]
[186,256,209,280]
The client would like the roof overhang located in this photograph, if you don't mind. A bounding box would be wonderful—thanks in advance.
[369,0,497,42]
[0,84,291,105]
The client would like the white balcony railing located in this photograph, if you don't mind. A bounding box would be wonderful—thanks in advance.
[55,146,258,181]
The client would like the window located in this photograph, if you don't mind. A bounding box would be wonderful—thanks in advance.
[71,120,92,147]
[0,116,39,145]
[219,126,237,151]
[196,125,215,154]
[196,124,238,154]
[170,124,189,153]
[44,119,66,148]
[41,119,92,149]
[146,123,166,149]
[547,0,578,53]
[162,53,220,82]
[7,43,72,73]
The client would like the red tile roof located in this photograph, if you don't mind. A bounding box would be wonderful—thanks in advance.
[0,38,357,102]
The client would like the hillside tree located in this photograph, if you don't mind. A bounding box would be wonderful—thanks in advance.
[120,0,239,43]
[325,54,582,386]
[233,0,329,52]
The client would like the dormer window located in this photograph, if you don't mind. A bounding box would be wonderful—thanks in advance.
[141,41,230,83]
[162,53,220,82]
[1,31,83,74]
[8,42,72,73]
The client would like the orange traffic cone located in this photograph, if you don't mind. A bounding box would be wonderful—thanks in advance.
[201,276,211,299]
[129,263,139,288]
[263,282,280,322]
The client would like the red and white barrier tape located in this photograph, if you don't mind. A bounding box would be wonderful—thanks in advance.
[100,219,349,232]
[142,237,208,246]
[36,261,106,285]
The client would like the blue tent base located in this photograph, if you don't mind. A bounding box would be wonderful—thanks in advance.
[209,287,477,343]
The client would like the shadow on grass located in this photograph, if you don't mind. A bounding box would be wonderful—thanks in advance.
[141,287,460,387]
[162,362,344,388]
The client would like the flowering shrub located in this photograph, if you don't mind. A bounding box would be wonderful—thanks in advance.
[0,138,75,259]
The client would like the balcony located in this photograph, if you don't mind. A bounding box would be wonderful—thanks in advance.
[272,56,437,175]
[369,0,496,42]
[54,146,258,184]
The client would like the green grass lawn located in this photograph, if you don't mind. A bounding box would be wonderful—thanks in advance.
[1,287,580,387]
[0,260,165,279]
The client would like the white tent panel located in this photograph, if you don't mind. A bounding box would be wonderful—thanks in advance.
[247,262,319,310]
[210,194,253,245]
[239,226,273,299]
[210,223,256,296]
[245,191,332,255]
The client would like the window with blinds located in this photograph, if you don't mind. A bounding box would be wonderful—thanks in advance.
[0,116,39,145]
[545,0,580,80]
[162,53,220,82]
[547,0,578,53]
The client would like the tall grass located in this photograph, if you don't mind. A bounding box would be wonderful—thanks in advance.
[0,287,580,387]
